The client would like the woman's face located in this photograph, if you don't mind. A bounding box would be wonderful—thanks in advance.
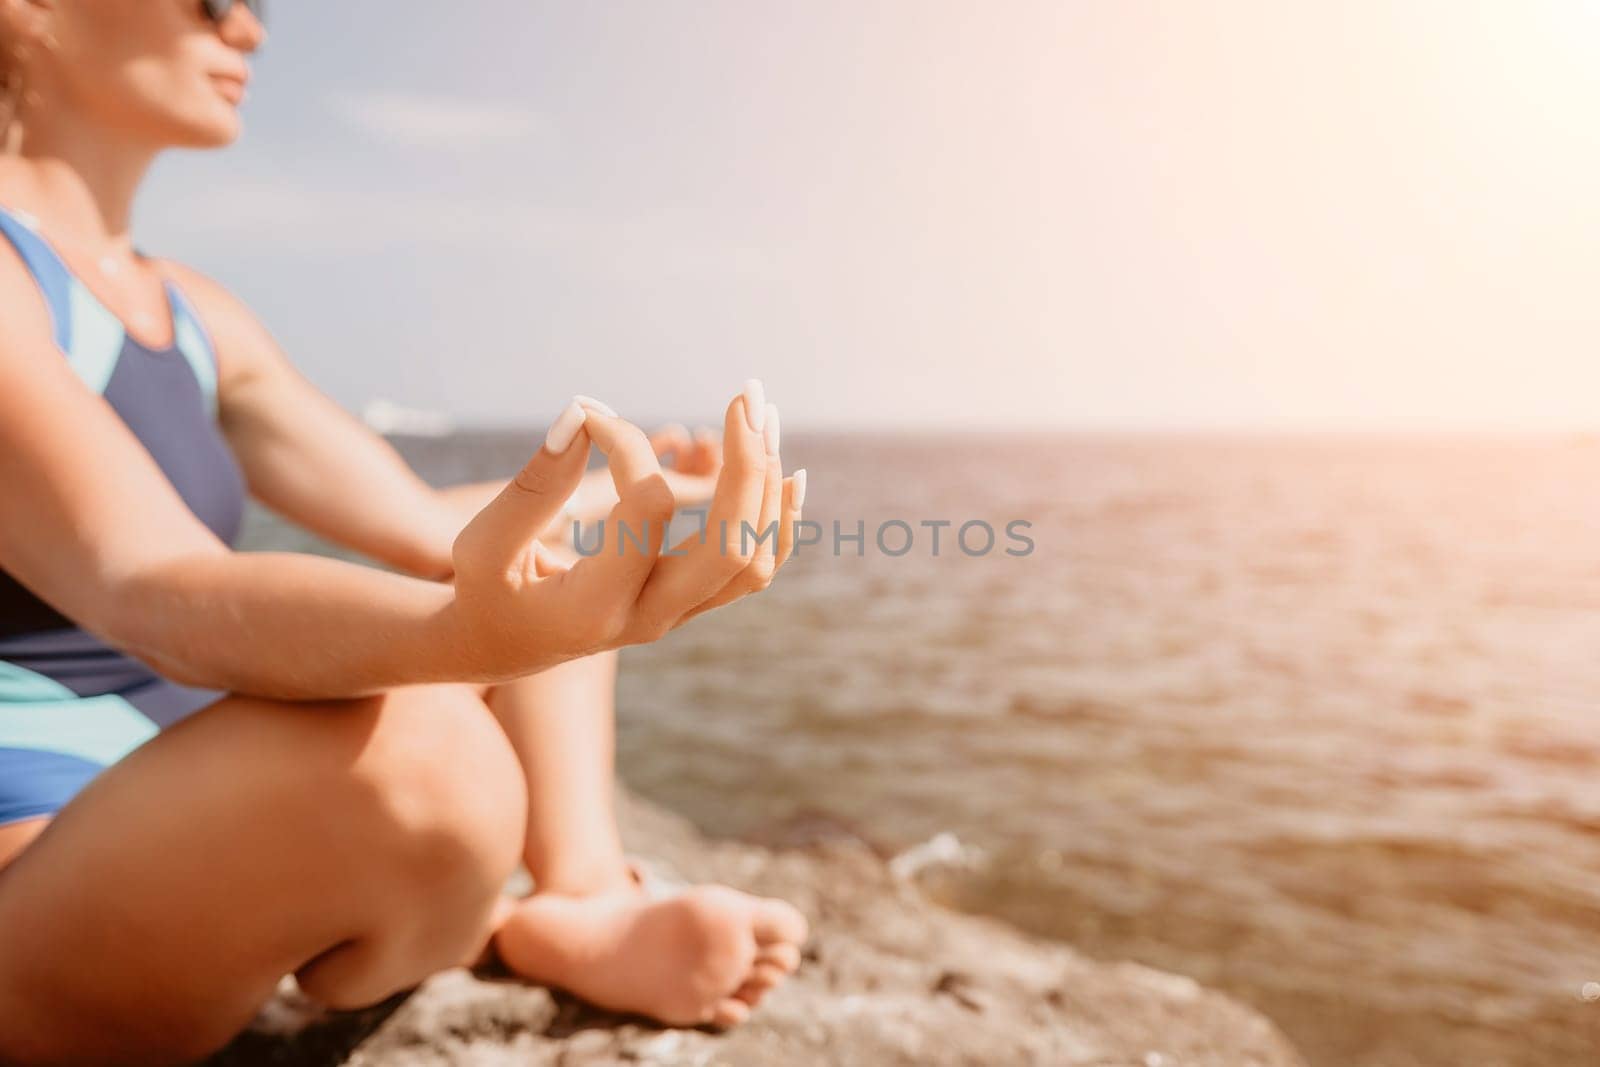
[11,0,266,149]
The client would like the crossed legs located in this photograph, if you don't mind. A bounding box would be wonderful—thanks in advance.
[0,656,804,1066]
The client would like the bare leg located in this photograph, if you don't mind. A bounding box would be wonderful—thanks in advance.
[484,654,808,1028]
[0,685,526,1066]
[0,818,47,871]
[487,650,630,894]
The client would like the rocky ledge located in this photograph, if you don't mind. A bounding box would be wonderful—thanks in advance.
[209,792,1304,1066]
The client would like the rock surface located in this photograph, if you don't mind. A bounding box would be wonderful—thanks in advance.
[208,792,1304,1066]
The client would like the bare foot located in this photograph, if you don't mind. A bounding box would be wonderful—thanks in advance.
[493,881,807,1028]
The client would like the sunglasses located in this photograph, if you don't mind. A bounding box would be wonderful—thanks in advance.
[201,0,265,26]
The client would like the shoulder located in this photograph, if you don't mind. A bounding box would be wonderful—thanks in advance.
[0,224,59,357]
[155,258,255,335]
[154,258,291,392]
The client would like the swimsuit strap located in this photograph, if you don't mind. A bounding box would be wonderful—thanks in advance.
[0,204,73,352]
[0,202,219,415]
[164,277,220,419]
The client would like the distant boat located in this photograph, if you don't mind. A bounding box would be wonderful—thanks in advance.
[363,399,455,437]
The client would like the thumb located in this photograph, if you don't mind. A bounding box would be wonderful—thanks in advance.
[453,400,592,579]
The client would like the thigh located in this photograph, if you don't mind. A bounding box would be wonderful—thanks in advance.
[0,741,108,873]
[0,684,516,1065]
[0,817,46,872]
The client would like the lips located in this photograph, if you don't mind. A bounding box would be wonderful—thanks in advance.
[209,71,249,104]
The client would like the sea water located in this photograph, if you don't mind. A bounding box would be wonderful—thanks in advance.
[242,430,1600,1067]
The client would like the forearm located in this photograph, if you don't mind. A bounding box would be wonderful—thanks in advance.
[222,373,474,580]
[101,550,509,700]
[436,480,509,531]
[411,479,514,577]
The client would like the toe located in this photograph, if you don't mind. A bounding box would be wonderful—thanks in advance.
[732,960,788,1005]
[748,960,788,989]
[710,997,751,1029]
[754,941,802,973]
[752,898,809,948]
[732,980,769,1008]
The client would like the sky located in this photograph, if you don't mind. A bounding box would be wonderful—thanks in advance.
[139,1,1600,431]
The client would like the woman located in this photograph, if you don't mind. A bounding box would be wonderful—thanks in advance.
[0,2,810,1062]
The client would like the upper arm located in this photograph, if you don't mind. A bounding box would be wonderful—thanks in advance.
[159,262,459,577]
[0,248,227,643]
[157,260,323,440]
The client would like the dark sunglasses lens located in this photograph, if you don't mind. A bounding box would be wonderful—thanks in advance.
[203,0,265,25]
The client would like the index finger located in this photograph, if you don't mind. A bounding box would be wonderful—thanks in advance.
[563,408,676,601]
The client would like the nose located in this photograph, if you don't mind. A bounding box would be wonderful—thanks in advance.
[218,6,267,53]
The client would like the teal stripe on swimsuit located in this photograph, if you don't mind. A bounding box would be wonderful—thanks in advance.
[0,661,157,766]
[0,206,219,412]
[66,280,127,394]
[168,282,220,417]
[0,200,242,822]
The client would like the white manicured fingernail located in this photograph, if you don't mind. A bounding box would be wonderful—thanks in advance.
[544,400,586,454]
[792,468,807,509]
[742,378,766,432]
[573,395,617,418]
[763,404,780,456]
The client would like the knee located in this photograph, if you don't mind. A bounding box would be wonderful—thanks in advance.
[293,687,527,1010]
[334,685,527,909]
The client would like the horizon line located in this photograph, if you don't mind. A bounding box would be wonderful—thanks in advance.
[375,417,1600,439]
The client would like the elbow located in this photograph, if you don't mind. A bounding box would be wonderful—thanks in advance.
[134,645,225,691]
[394,514,461,582]
[392,545,455,583]
[100,616,231,693]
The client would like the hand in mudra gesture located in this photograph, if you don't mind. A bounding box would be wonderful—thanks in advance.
[537,418,724,542]
[447,382,804,679]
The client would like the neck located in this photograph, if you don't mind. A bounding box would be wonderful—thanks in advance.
[0,112,158,255]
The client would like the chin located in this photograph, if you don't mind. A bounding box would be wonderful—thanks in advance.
[168,109,244,149]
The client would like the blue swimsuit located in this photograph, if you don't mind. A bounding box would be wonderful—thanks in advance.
[0,204,247,826]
